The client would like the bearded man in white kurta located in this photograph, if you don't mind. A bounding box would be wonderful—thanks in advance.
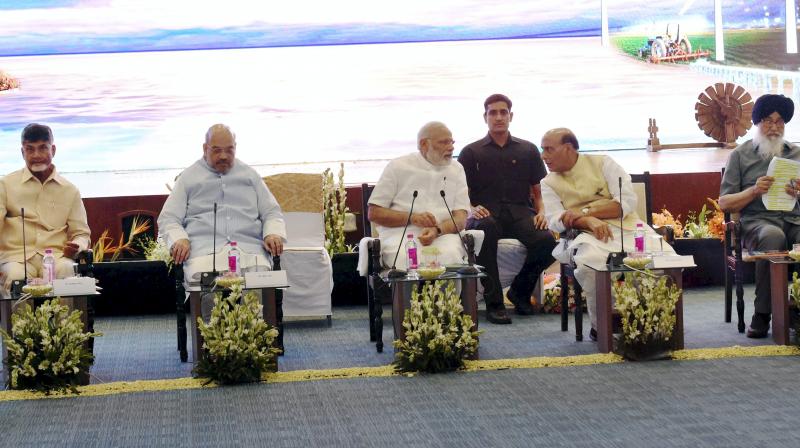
[368,122,472,269]
[539,128,675,339]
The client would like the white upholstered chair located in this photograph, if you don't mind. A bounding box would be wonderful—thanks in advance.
[264,173,333,323]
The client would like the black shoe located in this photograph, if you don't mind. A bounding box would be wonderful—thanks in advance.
[486,309,512,324]
[746,312,770,339]
[507,288,535,315]
[589,328,597,342]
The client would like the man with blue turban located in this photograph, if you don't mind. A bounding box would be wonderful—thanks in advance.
[719,94,797,338]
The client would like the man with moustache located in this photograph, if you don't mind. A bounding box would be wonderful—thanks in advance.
[540,127,675,341]
[459,94,556,324]
[0,123,91,290]
[158,124,286,296]
[368,121,472,269]
[720,94,798,338]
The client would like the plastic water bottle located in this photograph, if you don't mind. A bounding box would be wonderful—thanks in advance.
[406,234,418,272]
[634,223,646,253]
[228,241,241,275]
[42,248,56,285]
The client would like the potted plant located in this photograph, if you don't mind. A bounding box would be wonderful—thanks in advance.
[653,198,726,286]
[0,298,102,393]
[613,270,681,361]
[788,272,800,344]
[324,163,364,305]
[193,284,281,384]
[393,280,480,373]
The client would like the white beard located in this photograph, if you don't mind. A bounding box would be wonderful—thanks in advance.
[754,129,785,160]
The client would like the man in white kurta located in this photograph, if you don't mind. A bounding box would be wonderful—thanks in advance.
[540,128,675,336]
[368,122,472,269]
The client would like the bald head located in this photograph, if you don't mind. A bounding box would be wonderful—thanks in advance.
[541,128,579,173]
[203,124,237,174]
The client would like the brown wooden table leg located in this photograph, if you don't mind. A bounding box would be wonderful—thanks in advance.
[392,282,409,341]
[1,300,11,388]
[261,287,282,354]
[666,268,684,350]
[72,296,91,385]
[595,271,613,353]
[189,291,203,363]
[460,277,479,360]
[770,262,790,345]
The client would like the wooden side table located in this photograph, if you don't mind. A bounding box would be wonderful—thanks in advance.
[768,258,798,345]
[376,272,484,358]
[587,261,692,353]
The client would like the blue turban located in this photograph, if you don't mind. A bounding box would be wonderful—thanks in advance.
[752,94,794,125]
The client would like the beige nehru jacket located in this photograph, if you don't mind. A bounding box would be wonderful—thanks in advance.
[542,154,639,231]
[0,167,91,263]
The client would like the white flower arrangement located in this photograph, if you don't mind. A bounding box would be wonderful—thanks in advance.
[790,272,800,306]
[141,236,173,268]
[193,284,281,384]
[393,280,481,373]
[613,271,681,359]
[323,163,350,257]
[0,298,101,393]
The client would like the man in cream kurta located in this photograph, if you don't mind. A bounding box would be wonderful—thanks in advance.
[0,123,90,290]
[368,122,472,270]
[540,128,674,335]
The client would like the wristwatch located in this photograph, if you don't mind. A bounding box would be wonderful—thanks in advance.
[581,207,590,216]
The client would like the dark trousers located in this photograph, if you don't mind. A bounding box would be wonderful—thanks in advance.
[468,207,557,310]
[743,220,800,315]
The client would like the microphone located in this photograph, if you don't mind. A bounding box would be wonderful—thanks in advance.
[11,208,28,296]
[440,190,479,275]
[606,177,626,267]
[201,202,220,287]
[387,191,418,279]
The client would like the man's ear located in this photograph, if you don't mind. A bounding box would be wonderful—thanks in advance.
[483,113,488,124]
[50,144,56,157]
[509,111,513,122]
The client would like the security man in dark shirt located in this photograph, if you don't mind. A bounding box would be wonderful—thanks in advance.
[458,94,556,324]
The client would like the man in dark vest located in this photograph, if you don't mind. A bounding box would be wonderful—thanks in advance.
[458,94,556,324]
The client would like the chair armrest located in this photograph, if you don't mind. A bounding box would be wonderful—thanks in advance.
[273,255,281,271]
[653,226,675,245]
[75,249,94,277]
[366,238,382,276]
[463,233,477,265]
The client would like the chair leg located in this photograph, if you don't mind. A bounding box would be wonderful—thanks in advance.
[560,269,568,332]
[276,289,285,355]
[735,265,745,333]
[574,280,583,342]
[724,266,732,323]
[367,282,376,342]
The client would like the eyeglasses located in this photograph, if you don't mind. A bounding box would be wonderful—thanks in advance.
[760,117,785,128]
[429,138,455,146]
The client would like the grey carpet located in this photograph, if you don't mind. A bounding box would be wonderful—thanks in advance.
[1,284,775,383]
[1,356,799,447]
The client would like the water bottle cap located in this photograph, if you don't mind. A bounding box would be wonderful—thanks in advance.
[636,223,644,228]
[407,233,414,238]
[45,248,53,254]
[230,241,237,246]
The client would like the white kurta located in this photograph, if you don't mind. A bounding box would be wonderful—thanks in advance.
[369,152,471,270]
[541,155,675,327]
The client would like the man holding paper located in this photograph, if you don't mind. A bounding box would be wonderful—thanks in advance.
[719,94,798,338]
